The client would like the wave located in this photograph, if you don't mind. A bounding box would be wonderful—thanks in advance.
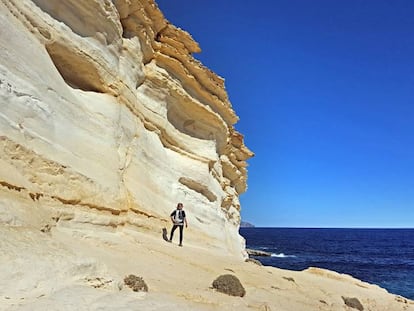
[271,253,297,258]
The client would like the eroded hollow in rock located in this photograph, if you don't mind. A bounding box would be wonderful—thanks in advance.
[179,177,217,202]
[46,41,105,92]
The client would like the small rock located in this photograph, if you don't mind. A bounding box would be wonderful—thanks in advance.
[40,224,51,233]
[212,274,246,297]
[246,249,272,257]
[124,274,148,292]
[342,296,364,311]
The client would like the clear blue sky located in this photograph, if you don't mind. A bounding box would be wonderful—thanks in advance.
[156,0,414,228]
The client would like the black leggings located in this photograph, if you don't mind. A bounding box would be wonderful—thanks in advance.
[170,224,184,244]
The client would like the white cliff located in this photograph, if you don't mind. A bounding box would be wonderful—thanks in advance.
[0,0,253,257]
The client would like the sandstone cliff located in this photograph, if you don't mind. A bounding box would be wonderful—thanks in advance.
[0,0,253,256]
[2,1,414,311]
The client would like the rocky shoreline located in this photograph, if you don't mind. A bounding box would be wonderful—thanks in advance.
[246,248,272,257]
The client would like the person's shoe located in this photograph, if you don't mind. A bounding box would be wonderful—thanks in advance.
[178,243,183,247]
[167,239,172,243]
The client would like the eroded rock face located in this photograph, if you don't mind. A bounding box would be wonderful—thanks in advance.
[0,0,253,256]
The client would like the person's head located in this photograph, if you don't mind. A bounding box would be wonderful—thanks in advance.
[177,202,183,210]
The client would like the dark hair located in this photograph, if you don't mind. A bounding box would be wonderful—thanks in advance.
[177,202,183,207]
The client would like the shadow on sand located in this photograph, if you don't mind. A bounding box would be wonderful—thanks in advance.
[162,227,169,242]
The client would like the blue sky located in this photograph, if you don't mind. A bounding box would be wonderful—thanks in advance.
[156,0,414,228]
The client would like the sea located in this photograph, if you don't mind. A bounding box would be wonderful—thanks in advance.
[239,228,414,300]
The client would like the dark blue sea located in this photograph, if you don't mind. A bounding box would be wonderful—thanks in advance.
[240,228,414,300]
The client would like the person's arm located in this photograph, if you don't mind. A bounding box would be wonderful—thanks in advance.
[170,211,175,223]
[185,218,188,227]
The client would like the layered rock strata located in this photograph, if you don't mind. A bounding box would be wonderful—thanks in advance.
[0,0,253,256]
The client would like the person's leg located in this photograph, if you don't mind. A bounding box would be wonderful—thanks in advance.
[169,225,178,241]
[179,225,184,246]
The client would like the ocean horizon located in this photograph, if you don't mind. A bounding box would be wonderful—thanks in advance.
[245,226,414,229]
[240,227,414,300]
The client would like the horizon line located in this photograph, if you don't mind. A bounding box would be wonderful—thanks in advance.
[240,226,414,229]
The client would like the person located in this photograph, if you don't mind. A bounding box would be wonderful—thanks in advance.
[168,202,188,246]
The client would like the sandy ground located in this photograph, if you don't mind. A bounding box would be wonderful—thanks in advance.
[1,211,414,311]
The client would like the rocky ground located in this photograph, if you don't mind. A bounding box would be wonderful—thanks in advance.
[1,188,413,311]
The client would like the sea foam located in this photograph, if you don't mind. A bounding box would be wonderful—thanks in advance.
[271,253,297,258]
